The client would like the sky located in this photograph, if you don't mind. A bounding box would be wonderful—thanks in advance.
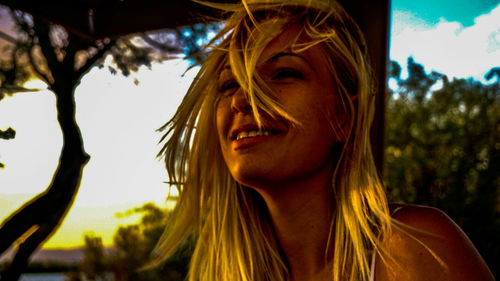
[0,0,499,250]
[0,59,197,249]
[390,0,500,82]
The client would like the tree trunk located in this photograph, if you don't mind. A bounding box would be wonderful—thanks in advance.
[0,83,89,281]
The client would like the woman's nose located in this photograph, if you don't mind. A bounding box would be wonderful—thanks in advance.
[231,89,252,114]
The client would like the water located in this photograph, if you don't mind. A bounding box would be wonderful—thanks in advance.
[19,273,67,281]
[19,272,112,281]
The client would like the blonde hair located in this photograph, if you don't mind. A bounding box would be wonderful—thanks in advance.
[155,1,391,280]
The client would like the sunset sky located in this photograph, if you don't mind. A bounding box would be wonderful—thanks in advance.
[0,0,499,250]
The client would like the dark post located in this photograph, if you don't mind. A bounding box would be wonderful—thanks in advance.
[339,0,391,176]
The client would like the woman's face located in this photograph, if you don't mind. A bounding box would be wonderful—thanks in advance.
[216,25,346,190]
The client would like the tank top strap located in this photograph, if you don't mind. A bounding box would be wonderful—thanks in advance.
[369,243,377,281]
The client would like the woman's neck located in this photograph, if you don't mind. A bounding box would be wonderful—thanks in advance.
[256,164,335,281]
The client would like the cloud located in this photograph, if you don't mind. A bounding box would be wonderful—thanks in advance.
[390,3,500,82]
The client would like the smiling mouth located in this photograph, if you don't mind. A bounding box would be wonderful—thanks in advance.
[235,130,269,140]
[233,129,282,141]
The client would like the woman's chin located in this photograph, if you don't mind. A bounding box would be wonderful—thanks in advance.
[231,166,296,192]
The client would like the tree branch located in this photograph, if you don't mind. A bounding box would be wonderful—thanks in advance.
[0,85,38,96]
[75,39,115,80]
[0,29,18,44]
[31,18,61,84]
[61,34,81,81]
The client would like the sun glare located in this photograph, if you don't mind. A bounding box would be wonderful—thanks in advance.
[1,58,198,249]
[23,78,47,90]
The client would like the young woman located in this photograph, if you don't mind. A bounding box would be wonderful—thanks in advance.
[155,0,495,280]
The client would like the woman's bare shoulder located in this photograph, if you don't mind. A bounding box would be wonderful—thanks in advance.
[375,204,494,281]
[390,204,464,236]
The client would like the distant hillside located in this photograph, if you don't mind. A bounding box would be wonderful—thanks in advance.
[0,248,84,264]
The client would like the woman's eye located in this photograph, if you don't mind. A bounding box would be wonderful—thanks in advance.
[219,80,240,94]
[272,69,304,80]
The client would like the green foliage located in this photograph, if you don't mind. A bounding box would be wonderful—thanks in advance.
[385,57,500,277]
[80,203,194,281]
[80,234,108,280]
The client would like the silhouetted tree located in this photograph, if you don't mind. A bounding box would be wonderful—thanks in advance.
[385,58,500,278]
[0,6,216,280]
[80,234,108,281]
[80,203,194,281]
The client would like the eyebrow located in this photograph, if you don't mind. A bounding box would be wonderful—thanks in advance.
[219,52,312,78]
[264,52,314,70]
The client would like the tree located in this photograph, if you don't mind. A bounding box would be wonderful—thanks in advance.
[385,58,500,278]
[79,203,194,281]
[110,203,193,281]
[0,7,198,280]
[80,234,108,281]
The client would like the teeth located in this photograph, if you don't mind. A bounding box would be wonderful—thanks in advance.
[236,130,270,140]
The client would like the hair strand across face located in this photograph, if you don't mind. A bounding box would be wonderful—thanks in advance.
[155,1,391,281]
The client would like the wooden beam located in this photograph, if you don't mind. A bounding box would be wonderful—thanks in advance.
[0,0,226,40]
